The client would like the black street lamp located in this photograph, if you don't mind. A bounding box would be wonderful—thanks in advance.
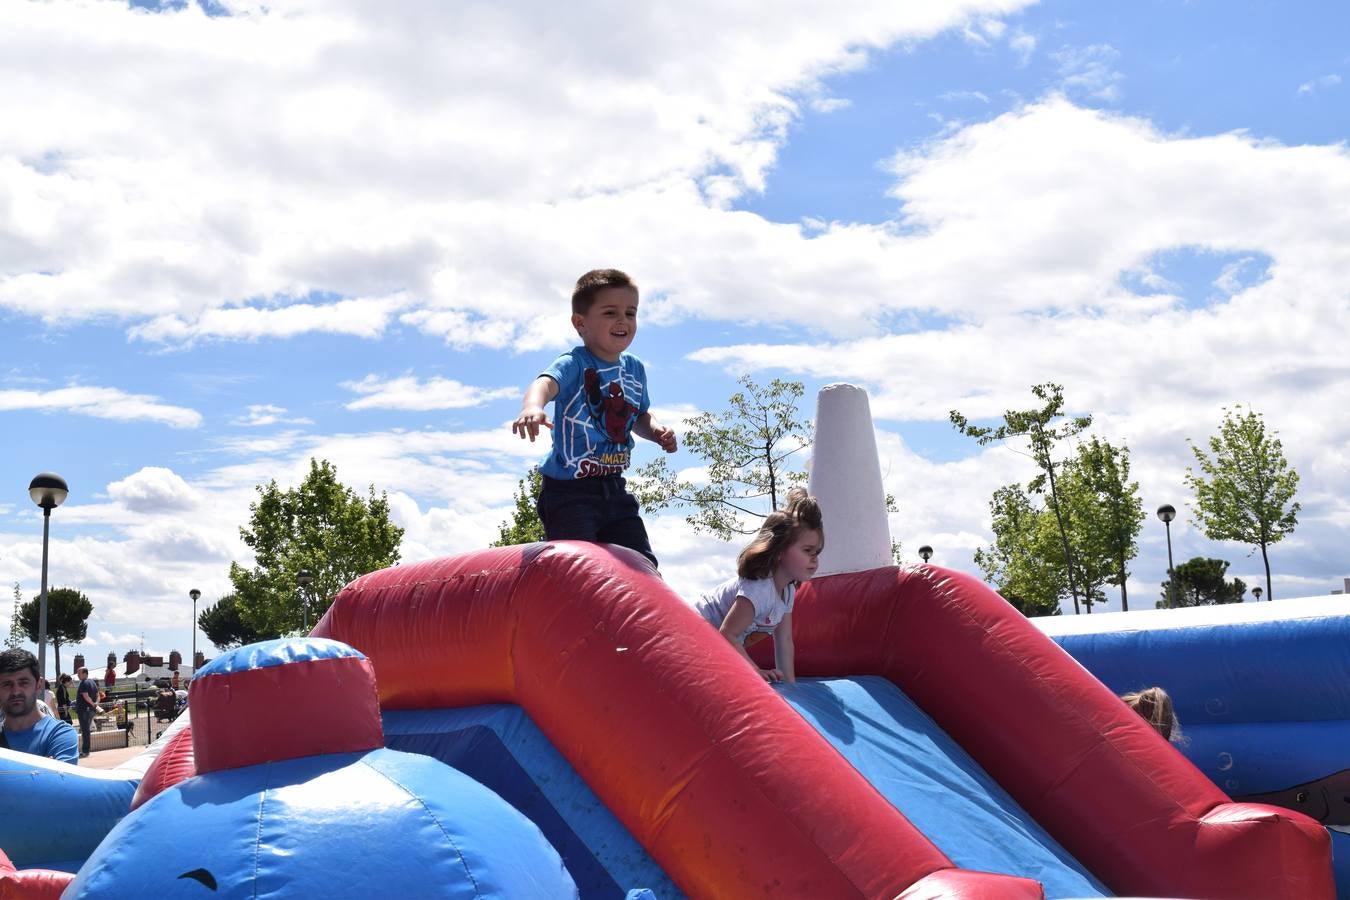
[918,545,933,564]
[1252,586,1263,602]
[28,473,69,681]
[189,588,201,672]
[298,570,314,632]
[1157,504,1177,609]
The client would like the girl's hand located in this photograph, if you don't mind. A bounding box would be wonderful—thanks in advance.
[760,667,784,683]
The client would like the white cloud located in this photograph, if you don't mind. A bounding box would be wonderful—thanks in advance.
[1008,30,1036,66]
[809,97,854,113]
[1051,44,1124,102]
[232,404,313,427]
[0,0,1036,338]
[128,295,409,345]
[0,385,202,428]
[939,90,992,104]
[342,374,518,412]
[106,467,201,512]
[1297,74,1342,95]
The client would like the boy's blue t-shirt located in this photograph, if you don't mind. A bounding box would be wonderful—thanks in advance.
[3,714,80,764]
[539,346,650,480]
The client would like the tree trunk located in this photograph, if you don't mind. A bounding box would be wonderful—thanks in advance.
[1044,462,1081,614]
[1118,552,1129,612]
[1260,541,1273,601]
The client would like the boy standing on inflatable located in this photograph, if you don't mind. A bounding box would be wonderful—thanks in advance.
[512,269,677,567]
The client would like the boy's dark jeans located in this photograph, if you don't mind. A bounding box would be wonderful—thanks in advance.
[538,475,658,567]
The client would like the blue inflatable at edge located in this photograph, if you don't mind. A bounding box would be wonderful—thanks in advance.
[1035,595,1350,899]
[64,638,580,899]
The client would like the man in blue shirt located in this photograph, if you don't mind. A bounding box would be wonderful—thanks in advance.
[1,648,79,765]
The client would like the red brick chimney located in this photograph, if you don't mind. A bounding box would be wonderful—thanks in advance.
[169,650,182,671]
[123,650,142,675]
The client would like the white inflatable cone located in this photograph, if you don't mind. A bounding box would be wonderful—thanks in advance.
[808,383,893,576]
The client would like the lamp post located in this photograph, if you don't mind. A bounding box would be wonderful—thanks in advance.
[298,570,314,632]
[918,545,933,564]
[189,588,201,674]
[28,473,69,682]
[1157,504,1177,609]
[1252,586,1263,602]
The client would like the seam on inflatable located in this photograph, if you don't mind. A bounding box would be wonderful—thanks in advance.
[362,756,483,897]
[251,780,266,900]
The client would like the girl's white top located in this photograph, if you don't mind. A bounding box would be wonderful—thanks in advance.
[694,576,795,642]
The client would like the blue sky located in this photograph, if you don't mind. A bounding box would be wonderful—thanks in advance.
[3,0,1348,677]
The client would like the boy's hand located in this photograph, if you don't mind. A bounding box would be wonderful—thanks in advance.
[760,667,784,683]
[512,408,553,441]
[651,424,678,453]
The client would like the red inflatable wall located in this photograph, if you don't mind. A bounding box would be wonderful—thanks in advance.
[312,542,1332,899]
[761,563,1333,899]
[313,542,1039,899]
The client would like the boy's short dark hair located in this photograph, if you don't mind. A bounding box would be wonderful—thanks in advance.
[572,269,638,315]
[0,648,40,680]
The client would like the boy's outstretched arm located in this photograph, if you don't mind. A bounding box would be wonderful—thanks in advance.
[513,375,558,441]
[634,412,678,453]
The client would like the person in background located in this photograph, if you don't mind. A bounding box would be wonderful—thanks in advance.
[1122,686,1182,742]
[74,665,102,759]
[56,673,73,723]
[0,649,79,764]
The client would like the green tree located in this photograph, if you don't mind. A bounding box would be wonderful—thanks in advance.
[20,587,93,678]
[492,468,546,547]
[1060,438,1145,611]
[7,582,24,649]
[952,384,1093,613]
[198,593,267,651]
[1184,406,1300,601]
[973,484,1066,617]
[230,459,404,636]
[633,376,812,539]
[1159,557,1247,608]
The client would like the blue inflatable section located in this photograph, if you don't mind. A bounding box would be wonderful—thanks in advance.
[383,707,681,899]
[65,747,577,899]
[0,748,136,871]
[387,677,1108,900]
[1043,604,1350,898]
[194,635,365,676]
[780,677,1109,900]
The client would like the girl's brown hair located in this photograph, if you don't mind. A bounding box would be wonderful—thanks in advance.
[1122,686,1180,742]
[736,488,824,581]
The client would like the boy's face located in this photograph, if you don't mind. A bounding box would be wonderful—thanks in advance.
[572,286,638,362]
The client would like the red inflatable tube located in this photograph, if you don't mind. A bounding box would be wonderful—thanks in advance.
[132,723,196,810]
[752,563,1333,899]
[314,542,1039,899]
[190,655,383,774]
[0,848,71,900]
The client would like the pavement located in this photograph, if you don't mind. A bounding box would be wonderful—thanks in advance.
[79,745,147,770]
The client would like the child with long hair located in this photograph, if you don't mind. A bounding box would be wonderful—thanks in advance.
[1122,686,1182,742]
[694,489,824,684]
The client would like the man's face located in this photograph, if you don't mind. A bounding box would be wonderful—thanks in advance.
[1,669,39,719]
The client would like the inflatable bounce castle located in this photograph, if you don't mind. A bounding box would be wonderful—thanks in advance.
[0,383,1339,898]
[1035,596,1350,897]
